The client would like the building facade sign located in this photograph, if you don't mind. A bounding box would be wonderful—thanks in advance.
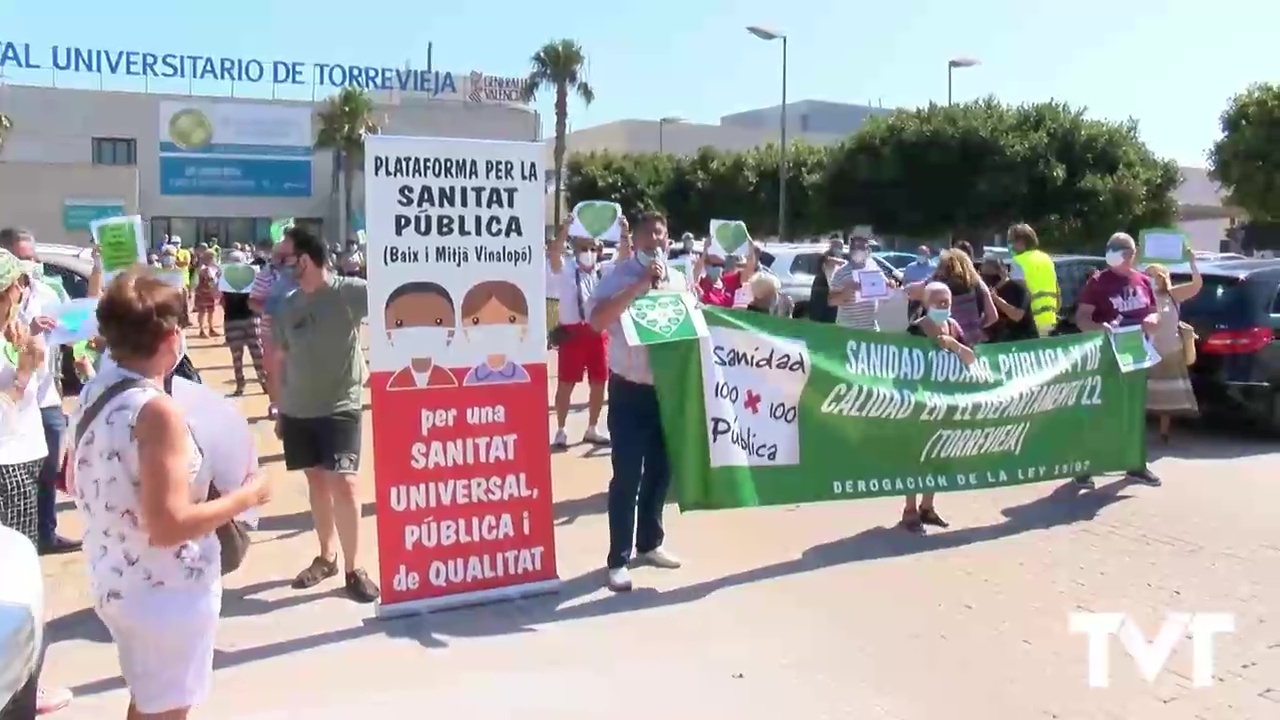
[0,41,457,96]
[467,72,528,105]
[63,199,126,231]
[158,101,313,197]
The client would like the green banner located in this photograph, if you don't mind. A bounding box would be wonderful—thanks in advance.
[649,309,1148,511]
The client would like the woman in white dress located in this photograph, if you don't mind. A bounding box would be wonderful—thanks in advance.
[68,267,270,719]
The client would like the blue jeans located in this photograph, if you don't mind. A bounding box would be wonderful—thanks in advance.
[37,406,66,543]
[605,374,671,569]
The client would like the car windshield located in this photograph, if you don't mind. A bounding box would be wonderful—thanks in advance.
[875,252,916,270]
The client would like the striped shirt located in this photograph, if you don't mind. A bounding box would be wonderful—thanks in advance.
[585,256,687,385]
[830,262,880,331]
[249,266,277,334]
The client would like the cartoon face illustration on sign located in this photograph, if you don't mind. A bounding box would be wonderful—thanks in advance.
[459,280,531,386]
[383,281,459,390]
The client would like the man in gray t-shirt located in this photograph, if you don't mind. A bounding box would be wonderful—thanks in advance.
[271,226,379,603]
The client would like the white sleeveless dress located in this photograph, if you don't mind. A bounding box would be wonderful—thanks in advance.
[69,366,221,714]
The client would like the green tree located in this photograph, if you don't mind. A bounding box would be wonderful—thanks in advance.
[316,87,379,241]
[523,39,594,233]
[1209,82,1280,221]
[824,99,1178,250]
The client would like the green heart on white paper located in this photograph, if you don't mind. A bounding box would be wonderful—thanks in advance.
[632,295,688,337]
[574,201,620,238]
[713,221,751,255]
[222,263,257,292]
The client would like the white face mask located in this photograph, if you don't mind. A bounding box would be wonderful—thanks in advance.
[577,252,596,269]
[464,324,526,359]
[387,326,454,368]
[851,250,868,264]
[1105,250,1126,268]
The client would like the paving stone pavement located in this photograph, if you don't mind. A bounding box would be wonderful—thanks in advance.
[36,334,1280,719]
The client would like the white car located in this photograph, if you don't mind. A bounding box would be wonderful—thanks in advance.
[0,525,43,720]
[758,243,902,318]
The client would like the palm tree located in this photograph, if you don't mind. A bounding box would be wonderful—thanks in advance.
[522,39,594,233]
[315,87,379,243]
[0,111,11,158]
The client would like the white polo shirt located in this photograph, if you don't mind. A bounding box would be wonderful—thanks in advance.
[19,280,66,409]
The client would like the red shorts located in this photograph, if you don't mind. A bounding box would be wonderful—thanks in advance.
[556,323,608,384]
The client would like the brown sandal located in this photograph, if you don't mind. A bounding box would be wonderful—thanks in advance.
[292,556,339,589]
[920,507,950,528]
[900,511,925,534]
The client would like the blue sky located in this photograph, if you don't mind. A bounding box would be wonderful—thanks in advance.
[1,0,1273,166]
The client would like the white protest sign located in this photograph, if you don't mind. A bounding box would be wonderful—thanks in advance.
[170,376,259,527]
[568,200,623,242]
[1069,612,1234,688]
[218,262,258,293]
[856,269,889,300]
[46,298,99,346]
[1139,228,1189,263]
[700,326,809,467]
[708,219,752,259]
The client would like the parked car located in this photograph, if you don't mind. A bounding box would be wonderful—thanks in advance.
[760,244,902,319]
[873,251,920,271]
[0,525,43,720]
[1166,258,1280,430]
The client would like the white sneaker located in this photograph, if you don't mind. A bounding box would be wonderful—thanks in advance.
[583,426,611,445]
[607,567,632,592]
[636,547,682,569]
[551,428,568,449]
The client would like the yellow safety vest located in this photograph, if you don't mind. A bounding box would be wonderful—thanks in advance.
[1014,249,1059,335]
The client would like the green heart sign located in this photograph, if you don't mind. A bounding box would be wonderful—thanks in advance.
[219,263,258,293]
[712,220,751,256]
[573,201,620,239]
[2,341,18,368]
[631,295,689,337]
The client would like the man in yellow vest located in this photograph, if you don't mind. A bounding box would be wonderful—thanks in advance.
[1008,223,1059,336]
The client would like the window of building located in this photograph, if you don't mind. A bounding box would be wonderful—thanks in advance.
[91,138,137,166]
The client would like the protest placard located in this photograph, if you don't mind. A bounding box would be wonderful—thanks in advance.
[88,215,146,276]
[363,135,558,616]
[647,309,1148,510]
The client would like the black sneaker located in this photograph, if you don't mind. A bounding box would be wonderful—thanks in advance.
[1126,467,1162,487]
[1073,476,1096,490]
[345,568,381,603]
[39,535,82,555]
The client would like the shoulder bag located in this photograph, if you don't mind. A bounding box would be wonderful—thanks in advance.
[1171,295,1197,367]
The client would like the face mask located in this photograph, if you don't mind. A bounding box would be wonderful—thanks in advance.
[278,264,298,283]
[927,307,951,325]
[1105,250,1126,268]
[705,265,723,281]
[917,254,928,264]
[851,250,868,263]
[577,252,596,269]
[160,256,176,268]
[465,324,525,358]
[388,326,454,368]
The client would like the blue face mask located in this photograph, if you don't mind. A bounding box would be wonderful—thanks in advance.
[927,307,951,325]
[705,265,723,280]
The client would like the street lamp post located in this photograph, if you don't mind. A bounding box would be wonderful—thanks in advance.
[658,116,684,154]
[748,25,788,242]
[947,57,980,105]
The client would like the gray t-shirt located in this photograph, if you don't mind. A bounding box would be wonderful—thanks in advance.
[585,256,687,385]
[272,275,368,418]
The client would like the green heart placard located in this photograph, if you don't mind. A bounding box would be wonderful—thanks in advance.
[2,341,18,367]
[219,263,258,293]
[570,201,621,240]
[631,295,689,337]
[710,219,751,257]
